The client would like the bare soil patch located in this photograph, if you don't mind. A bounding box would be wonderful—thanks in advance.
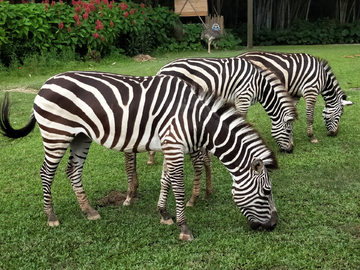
[5,87,39,94]
[97,190,138,207]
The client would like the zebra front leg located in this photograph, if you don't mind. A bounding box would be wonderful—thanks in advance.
[304,96,318,143]
[203,150,213,201]
[186,151,203,207]
[124,153,138,206]
[66,135,100,221]
[147,151,156,165]
[158,160,174,225]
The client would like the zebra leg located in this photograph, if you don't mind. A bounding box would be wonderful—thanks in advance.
[147,151,156,165]
[203,150,213,201]
[162,151,194,241]
[41,158,65,226]
[66,134,100,221]
[123,153,138,206]
[158,160,174,225]
[304,96,318,143]
[186,150,203,207]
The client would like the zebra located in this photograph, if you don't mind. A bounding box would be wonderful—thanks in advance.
[138,57,298,207]
[238,51,353,143]
[0,71,278,241]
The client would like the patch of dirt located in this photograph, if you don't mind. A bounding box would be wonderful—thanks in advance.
[5,87,39,94]
[339,224,360,239]
[133,54,156,62]
[97,190,138,207]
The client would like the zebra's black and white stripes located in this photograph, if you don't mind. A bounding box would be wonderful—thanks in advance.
[238,51,353,142]
[157,57,298,152]
[0,71,278,240]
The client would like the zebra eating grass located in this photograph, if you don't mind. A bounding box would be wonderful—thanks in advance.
[0,71,278,241]
[238,51,353,143]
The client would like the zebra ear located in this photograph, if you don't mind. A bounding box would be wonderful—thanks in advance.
[251,159,264,174]
[284,115,295,122]
[341,99,353,106]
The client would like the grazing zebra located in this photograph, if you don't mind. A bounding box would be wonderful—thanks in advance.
[0,71,278,241]
[238,51,353,143]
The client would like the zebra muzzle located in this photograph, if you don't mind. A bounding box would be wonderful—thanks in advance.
[250,211,278,231]
[327,128,338,137]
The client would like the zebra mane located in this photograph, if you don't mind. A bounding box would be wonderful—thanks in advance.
[318,58,346,97]
[198,91,279,170]
[253,63,299,120]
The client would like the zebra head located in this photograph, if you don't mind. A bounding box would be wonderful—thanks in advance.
[322,94,353,136]
[321,60,353,136]
[271,114,296,153]
[232,158,278,231]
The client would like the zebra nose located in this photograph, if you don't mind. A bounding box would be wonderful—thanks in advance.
[327,128,338,137]
[249,211,278,231]
[280,146,293,154]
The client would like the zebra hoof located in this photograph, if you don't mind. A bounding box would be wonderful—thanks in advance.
[146,161,155,165]
[160,217,174,225]
[87,211,100,220]
[179,232,194,241]
[186,201,194,207]
[123,200,131,206]
[311,138,319,143]
[47,220,60,227]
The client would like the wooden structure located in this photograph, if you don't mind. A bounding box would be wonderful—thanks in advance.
[175,0,208,17]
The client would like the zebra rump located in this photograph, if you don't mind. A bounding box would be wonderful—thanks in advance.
[0,71,278,240]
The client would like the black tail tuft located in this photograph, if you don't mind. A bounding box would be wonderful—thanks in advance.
[0,93,37,139]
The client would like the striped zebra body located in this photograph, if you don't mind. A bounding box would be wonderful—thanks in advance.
[156,57,298,152]
[238,51,353,142]
[0,71,278,240]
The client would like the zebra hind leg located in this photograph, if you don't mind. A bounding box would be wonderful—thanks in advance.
[41,140,71,226]
[157,160,174,225]
[147,151,156,165]
[66,134,100,221]
[123,153,138,206]
[186,150,203,207]
[203,150,213,201]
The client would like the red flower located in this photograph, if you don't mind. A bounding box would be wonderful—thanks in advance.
[95,19,104,30]
[45,4,48,11]
[142,10,145,14]
[101,36,105,42]
[45,0,49,3]
[51,1,55,6]
[75,5,82,13]
[141,3,145,8]
[99,5,103,10]
[100,11,104,17]
[124,11,129,18]
[83,13,89,20]
[85,7,91,14]
[90,4,96,11]
[68,26,72,32]
[108,3,113,9]
[58,21,64,29]
[59,0,63,4]
[19,67,22,70]
[93,33,100,38]
[77,19,82,26]
[131,20,134,25]
[144,16,147,21]
[134,8,138,12]
[130,9,134,15]
[119,2,127,11]
[110,20,114,27]
[95,0,100,4]
[74,13,79,20]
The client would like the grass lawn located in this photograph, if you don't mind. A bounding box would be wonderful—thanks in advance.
[0,45,359,269]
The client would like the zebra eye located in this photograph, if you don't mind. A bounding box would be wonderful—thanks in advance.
[263,188,271,195]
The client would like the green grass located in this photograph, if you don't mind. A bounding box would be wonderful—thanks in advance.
[0,45,359,269]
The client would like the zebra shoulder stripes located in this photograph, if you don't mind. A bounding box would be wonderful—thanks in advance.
[156,57,298,153]
[238,51,353,143]
[0,71,278,241]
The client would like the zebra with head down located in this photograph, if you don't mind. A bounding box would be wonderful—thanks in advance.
[238,51,353,143]
[0,71,278,241]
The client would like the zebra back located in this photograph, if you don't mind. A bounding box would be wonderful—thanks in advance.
[157,57,298,152]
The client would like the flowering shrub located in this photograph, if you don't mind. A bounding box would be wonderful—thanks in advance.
[0,0,180,65]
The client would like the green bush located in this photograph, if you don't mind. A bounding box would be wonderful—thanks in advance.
[0,1,180,65]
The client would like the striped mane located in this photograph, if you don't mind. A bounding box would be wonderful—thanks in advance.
[318,58,346,98]
[198,91,279,170]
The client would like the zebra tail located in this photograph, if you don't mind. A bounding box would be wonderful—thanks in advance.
[0,93,37,139]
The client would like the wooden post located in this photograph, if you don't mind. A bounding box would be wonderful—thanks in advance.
[247,0,253,49]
